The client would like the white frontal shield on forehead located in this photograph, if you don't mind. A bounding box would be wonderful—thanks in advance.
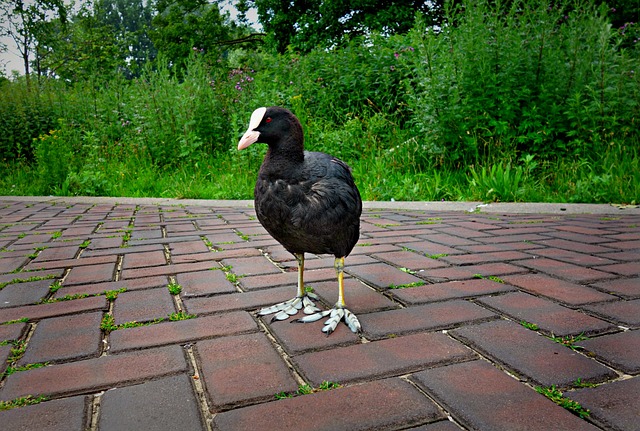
[238,107,267,150]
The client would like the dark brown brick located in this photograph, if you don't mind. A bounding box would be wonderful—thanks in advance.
[0,279,51,308]
[310,278,399,313]
[197,332,298,410]
[64,261,117,285]
[0,296,107,324]
[441,250,531,266]
[293,332,475,386]
[571,377,640,431]
[422,262,527,282]
[239,268,336,290]
[98,374,205,431]
[19,312,102,365]
[221,256,282,276]
[371,250,450,271]
[122,250,167,269]
[502,273,616,305]
[345,262,426,289]
[412,360,601,431]
[113,287,176,325]
[169,240,210,255]
[184,286,294,315]
[517,258,617,283]
[592,276,640,298]
[54,276,168,297]
[478,292,616,337]
[212,377,443,431]
[176,269,237,297]
[451,320,616,387]
[0,320,27,341]
[580,330,640,374]
[390,278,515,304]
[361,300,497,339]
[110,311,258,352]
[0,345,188,400]
[0,395,89,431]
[583,299,640,328]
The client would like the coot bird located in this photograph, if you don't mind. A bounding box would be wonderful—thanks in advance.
[238,107,362,335]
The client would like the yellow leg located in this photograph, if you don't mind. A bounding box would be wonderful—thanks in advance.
[295,253,305,297]
[334,257,345,308]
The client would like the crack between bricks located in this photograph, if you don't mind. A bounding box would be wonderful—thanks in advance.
[88,392,103,431]
[184,346,214,431]
[255,317,308,387]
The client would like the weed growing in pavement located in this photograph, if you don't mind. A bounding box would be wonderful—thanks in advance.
[399,267,417,275]
[79,239,91,249]
[27,246,47,259]
[0,395,49,411]
[3,362,49,377]
[276,381,342,400]
[572,378,597,389]
[168,312,196,321]
[50,231,62,240]
[167,282,182,295]
[104,288,127,301]
[389,281,425,289]
[548,333,589,351]
[100,315,117,333]
[39,293,90,304]
[0,274,57,290]
[0,317,29,325]
[473,274,505,283]
[520,321,540,331]
[426,253,448,259]
[535,385,590,418]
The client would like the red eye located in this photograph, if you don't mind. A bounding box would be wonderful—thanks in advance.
[265,117,272,123]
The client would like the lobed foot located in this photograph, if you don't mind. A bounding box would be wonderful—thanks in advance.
[258,292,321,322]
[296,305,361,335]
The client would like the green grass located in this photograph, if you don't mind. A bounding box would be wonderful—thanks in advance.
[535,385,590,418]
[0,395,49,411]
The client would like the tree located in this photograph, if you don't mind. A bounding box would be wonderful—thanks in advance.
[250,0,449,53]
[0,0,68,83]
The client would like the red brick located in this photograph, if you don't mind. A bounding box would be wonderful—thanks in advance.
[0,345,188,400]
[98,374,204,430]
[64,261,117,285]
[0,279,51,308]
[595,262,640,276]
[310,278,399,314]
[184,286,294,314]
[371,250,450,271]
[580,330,640,374]
[345,262,425,289]
[0,255,29,273]
[32,245,80,262]
[122,250,166,269]
[441,250,531,266]
[592,277,640,298]
[176,269,237,297]
[390,278,515,304]
[478,292,616,337]
[452,320,616,387]
[240,268,336,290]
[547,230,613,244]
[459,241,541,253]
[571,377,640,431]
[212,378,443,431]
[0,320,27,341]
[412,360,601,431]
[221,255,282,276]
[293,332,475,386]
[361,300,497,340]
[423,262,527,282]
[54,276,168,297]
[0,296,107,323]
[502,273,615,305]
[19,312,102,365]
[113,287,176,325]
[530,247,616,266]
[266,316,361,355]
[129,227,163,240]
[533,238,615,254]
[583,299,640,327]
[517,258,617,283]
[398,241,463,256]
[0,395,89,431]
[110,311,258,352]
[169,239,210,255]
[197,332,298,410]
[607,239,640,250]
[25,254,118,272]
[480,233,547,243]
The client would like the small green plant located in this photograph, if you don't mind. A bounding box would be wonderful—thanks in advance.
[50,231,62,240]
[168,311,196,321]
[535,385,590,418]
[297,384,313,395]
[388,281,425,289]
[573,378,597,389]
[167,282,182,295]
[520,321,539,331]
[79,239,91,249]
[0,317,29,326]
[318,381,341,391]
[399,267,417,275]
[100,314,117,333]
[3,362,48,377]
[104,288,126,301]
[275,391,293,400]
[27,246,47,259]
[0,395,49,411]
[427,253,448,259]
[39,293,89,304]
[548,333,588,351]
[357,242,372,246]
[48,281,62,293]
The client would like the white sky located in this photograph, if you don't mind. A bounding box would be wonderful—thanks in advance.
[0,1,260,76]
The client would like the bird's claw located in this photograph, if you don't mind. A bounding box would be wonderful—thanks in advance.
[295,305,361,335]
[258,293,320,321]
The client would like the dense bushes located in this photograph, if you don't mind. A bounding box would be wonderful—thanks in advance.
[1,0,638,203]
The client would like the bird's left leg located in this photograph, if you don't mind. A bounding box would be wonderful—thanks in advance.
[257,252,320,321]
[296,257,362,335]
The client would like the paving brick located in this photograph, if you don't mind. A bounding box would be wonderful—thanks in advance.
[517,258,617,283]
[459,241,542,253]
[412,360,601,431]
[479,233,548,244]
[345,262,426,289]
[19,312,102,365]
[0,395,89,431]
[64,261,116,285]
[422,233,484,246]
[31,245,80,262]
[110,311,258,352]
[603,239,640,250]
[25,254,118,272]
[398,241,464,256]
[592,276,640,298]
[169,239,210,255]
[0,344,12,375]
[579,330,640,374]
[212,377,443,431]
[0,296,107,324]
[478,292,616,337]
[533,238,616,254]
[0,279,51,308]
[0,345,188,400]
[239,268,336,290]
[310,278,399,313]
[390,278,515,304]
[582,299,640,328]
[0,255,29,273]
[54,275,168,297]
[571,377,640,431]
[404,421,464,431]
[0,320,27,341]
[441,251,531,266]
[546,230,613,244]
[361,300,497,340]
[502,273,616,305]
[184,286,294,314]
[122,250,167,270]
[113,287,176,325]
[197,332,298,410]
[176,269,237,297]
[98,374,204,431]
[452,320,616,387]
[371,250,450,271]
[422,262,528,282]
[221,255,282,276]
[530,247,617,266]
[293,331,475,386]
[595,261,640,276]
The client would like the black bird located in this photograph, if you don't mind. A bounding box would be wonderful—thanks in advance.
[238,107,362,335]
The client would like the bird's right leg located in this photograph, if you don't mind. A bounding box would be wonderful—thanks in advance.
[257,252,321,321]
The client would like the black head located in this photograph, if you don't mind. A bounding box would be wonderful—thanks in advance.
[238,107,304,154]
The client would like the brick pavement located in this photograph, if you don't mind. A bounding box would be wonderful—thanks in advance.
[0,197,639,430]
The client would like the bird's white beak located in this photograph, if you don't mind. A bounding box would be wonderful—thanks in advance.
[238,107,266,150]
